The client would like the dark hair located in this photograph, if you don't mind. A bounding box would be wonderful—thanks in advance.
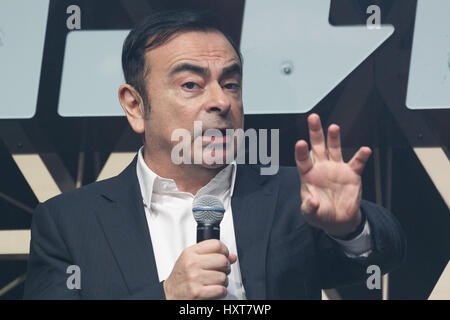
[121,9,243,119]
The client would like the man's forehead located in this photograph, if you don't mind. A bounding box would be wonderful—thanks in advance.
[146,31,240,71]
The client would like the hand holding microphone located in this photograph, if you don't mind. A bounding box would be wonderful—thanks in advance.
[163,195,237,300]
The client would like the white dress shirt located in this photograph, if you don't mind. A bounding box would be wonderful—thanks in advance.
[135,146,372,299]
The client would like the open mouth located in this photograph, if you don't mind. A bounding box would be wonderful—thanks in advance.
[201,128,231,143]
[202,128,228,135]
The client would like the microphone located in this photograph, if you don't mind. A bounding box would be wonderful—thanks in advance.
[192,195,225,243]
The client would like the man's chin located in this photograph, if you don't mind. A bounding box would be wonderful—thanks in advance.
[200,162,228,170]
[190,152,234,170]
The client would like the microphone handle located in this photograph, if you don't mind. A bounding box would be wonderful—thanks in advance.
[197,223,220,242]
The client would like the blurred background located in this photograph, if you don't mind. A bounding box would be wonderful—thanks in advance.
[0,0,449,299]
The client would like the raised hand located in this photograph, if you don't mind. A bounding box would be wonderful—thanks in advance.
[294,114,372,238]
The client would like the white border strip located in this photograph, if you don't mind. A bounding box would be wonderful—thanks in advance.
[12,154,61,203]
[0,230,30,256]
[96,152,135,181]
[413,147,450,209]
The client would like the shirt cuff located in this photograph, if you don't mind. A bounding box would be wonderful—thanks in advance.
[328,219,373,258]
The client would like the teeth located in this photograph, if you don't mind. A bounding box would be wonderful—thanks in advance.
[202,128,228,136]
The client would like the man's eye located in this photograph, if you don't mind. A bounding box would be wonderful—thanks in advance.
[224,83,240,90]
[182,82,199,90]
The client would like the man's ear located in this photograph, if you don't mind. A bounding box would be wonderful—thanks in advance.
[118,84,146,134]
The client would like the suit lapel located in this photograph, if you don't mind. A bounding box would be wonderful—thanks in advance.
[95,156,160,294]
[231,165,279,300]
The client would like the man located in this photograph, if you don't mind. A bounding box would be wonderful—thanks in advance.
[24,9,406,299]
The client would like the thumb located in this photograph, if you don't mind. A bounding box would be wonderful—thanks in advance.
[301,196,319,215]
[228,253,237,264]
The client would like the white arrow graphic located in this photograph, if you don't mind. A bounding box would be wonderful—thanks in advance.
[58,30,128,117]
[240,0,394,114]
[0,0,49,119]
[406,0,450,110]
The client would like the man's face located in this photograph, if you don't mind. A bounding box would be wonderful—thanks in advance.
[142,30,244,168]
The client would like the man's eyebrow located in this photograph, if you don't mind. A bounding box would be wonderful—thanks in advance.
[169,63,210,78]
[220,63,242,80]
[168,62,242,79]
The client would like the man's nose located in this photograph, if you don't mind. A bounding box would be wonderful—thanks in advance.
[204,82,231,114]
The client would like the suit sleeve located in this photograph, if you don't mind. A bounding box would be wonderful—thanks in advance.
[313,199,407,289]
[23,202,80,299]
[24,202,167,300]
[124,282,166,299]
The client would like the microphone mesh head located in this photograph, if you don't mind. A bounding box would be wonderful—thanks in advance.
[192,195,225,225]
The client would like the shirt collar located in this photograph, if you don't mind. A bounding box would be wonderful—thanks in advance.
[136,146,237,207]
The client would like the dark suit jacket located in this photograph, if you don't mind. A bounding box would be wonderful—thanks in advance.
[23,156,406,299]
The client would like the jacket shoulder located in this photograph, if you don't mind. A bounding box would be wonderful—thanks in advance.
[41,155,138,212]
[42,176,118,209]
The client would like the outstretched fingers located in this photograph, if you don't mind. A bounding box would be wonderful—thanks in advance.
[295,140,314,175]
[327,124,343,162]
[307,114,328,161]
[348,147,372,175]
